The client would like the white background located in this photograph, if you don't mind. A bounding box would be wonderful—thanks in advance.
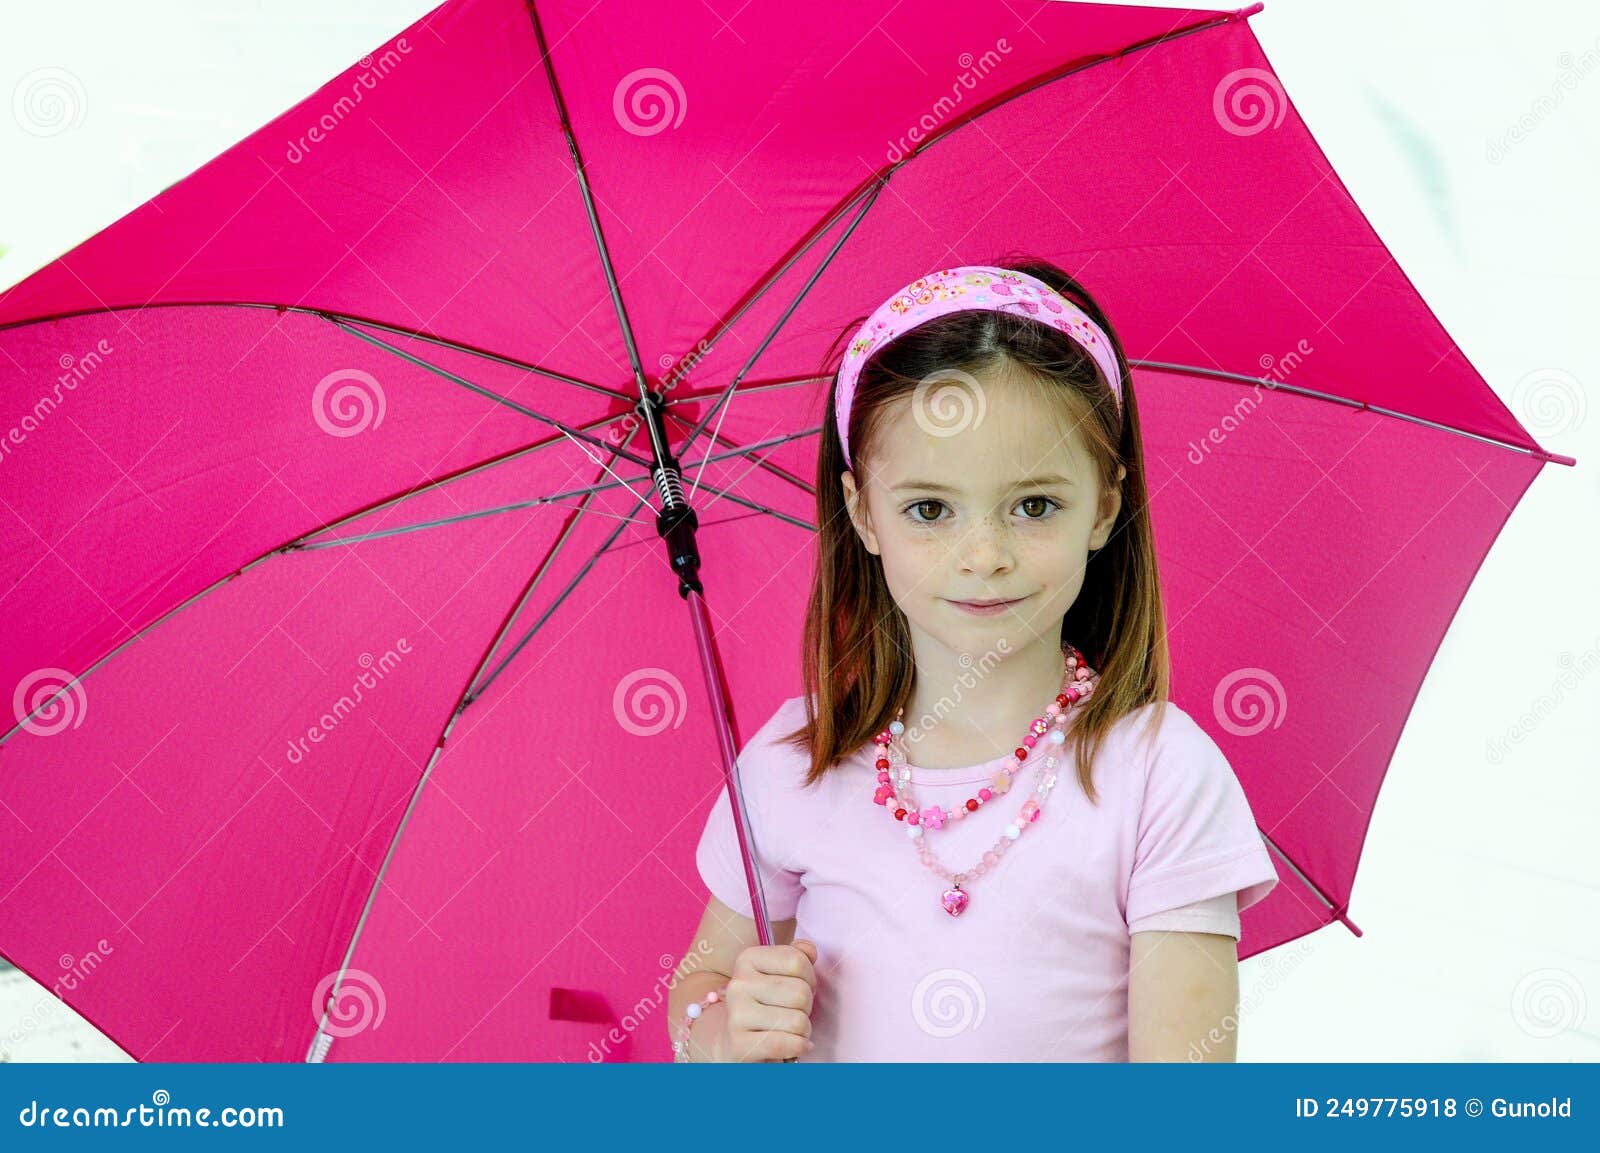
[1,0,1595,1061]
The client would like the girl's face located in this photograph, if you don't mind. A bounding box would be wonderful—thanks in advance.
[840,363,1125,657]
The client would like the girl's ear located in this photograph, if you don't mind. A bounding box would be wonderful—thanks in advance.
[840,469,881,555]
[1088,464,1126,550]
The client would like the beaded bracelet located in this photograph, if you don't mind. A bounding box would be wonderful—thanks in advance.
[670,984,729,1063]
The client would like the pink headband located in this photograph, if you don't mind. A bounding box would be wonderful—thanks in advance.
[833,265,1123,469]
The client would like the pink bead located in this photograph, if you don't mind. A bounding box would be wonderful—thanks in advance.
[1020,800,1039,820]
[983,851,999,866]
[1023,734,1037,748]
[907,811,920,825]
[877,772,890,784]
[1046,702,1062,717]
[977,788,992,802]
[1065,687,1078,701]
[1075,666,1089,681]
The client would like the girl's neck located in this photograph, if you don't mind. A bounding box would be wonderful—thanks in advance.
[898,632,1069,770]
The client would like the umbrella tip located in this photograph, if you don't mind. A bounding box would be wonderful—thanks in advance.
[1232,2,1265,19]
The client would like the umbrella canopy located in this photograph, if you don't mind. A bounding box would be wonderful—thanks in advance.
[0,0,1572,1061]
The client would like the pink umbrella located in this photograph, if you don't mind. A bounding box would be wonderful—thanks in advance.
[0,0,1573,1062]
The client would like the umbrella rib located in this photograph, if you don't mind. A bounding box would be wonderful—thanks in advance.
[667,374,832,404]
[298,427,822,549]
[664,410,815,497]
[0,411,626,745]
[0,300,632,404]
[662,8,1254,406]
[306,428,638,1060]
[525,0,649,401]
[1132,359,1575,466]
[325,315,654,475]
[677,176,888,487]
[1258,827,1362,937]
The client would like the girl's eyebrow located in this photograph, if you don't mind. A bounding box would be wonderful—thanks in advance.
[891,474,1076,493]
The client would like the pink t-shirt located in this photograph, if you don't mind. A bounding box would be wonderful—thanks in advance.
[694,694,1279,1061]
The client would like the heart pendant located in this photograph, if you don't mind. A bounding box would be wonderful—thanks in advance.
[940,887,969,917]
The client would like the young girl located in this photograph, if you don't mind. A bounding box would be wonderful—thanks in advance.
[668,260,1278,1062]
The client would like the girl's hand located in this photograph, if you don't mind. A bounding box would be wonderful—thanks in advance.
[711,938,818,1062]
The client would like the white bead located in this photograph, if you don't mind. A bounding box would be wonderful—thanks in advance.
[686,1003,702,1019]
[907,825,922,839]
[1004,824,1021,839]
[898,768,911,781]
[889,720,905,735]
[1049,728,1065,744]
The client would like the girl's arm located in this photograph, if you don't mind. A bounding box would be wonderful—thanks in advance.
[1127,930,1242,1061]
[669,895,797,1061]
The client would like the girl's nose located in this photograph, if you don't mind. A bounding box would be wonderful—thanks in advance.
[958,519,1015,575]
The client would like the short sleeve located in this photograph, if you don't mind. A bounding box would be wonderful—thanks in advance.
[1127,891,1240,938]
[1124,704,1278,928]
[694,781,804,921]
[693,698,808,922]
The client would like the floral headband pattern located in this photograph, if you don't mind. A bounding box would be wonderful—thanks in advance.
[833,265,1124,469]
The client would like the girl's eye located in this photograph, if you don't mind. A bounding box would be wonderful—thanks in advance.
[902,496,1061,524]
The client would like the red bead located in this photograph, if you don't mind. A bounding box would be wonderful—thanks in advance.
[876,758,890,770]
[1055,694,1069,707]
[966,798,979,812]
[1014,746,1027,761]
[893,808,907,821]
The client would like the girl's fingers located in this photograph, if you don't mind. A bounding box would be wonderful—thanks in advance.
[729,973,813,1014]
[730,1000,812,1040]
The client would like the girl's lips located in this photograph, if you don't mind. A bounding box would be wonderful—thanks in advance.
[947,595,1030,616]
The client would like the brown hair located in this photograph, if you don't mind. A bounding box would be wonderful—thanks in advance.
[779,255,1169,803]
